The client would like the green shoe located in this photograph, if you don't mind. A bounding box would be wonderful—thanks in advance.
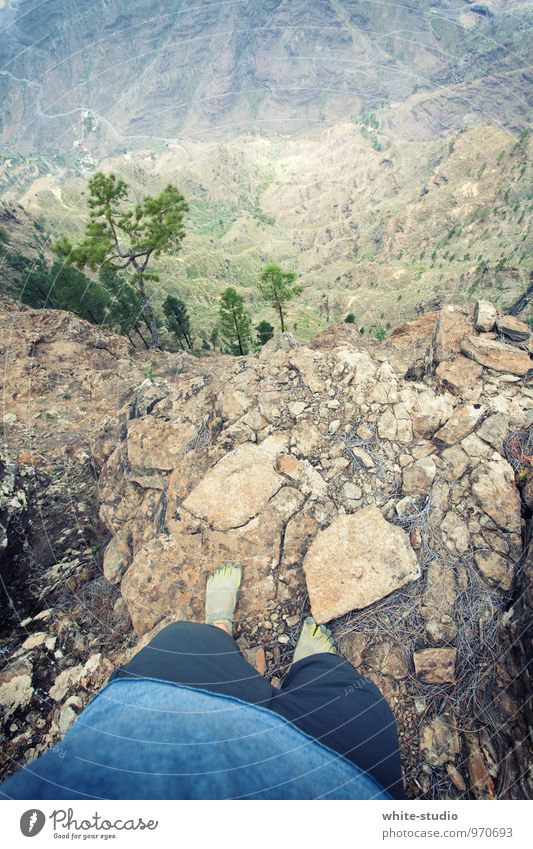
[292,615,336,664]
[205,562,243,634]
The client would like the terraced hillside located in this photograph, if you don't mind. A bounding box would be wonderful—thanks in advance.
[2,121,531,341]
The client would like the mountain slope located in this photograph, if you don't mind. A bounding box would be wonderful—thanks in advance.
[0,0,531,154]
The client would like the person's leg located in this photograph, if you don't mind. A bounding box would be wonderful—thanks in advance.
[271,620,404,798]
[112,620,276,705]
[112,563,275,706]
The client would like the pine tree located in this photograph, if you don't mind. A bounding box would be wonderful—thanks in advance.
[53,173,188,348]
[258,263,303,332]
[256,319,275,346]
[219,287,252,355]
[162,295,193,350]
[99,267,149,348]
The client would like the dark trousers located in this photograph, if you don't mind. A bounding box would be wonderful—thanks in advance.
[112,621,404,799]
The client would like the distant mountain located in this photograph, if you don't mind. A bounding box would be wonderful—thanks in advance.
[0,0,531,155]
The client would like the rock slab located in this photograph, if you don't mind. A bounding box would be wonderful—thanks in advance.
[461,335,530,376]
[303,506,420,623]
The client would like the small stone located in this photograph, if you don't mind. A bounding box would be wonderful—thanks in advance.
[402,457,436,496]
[351,447,374,469]
[103,528,131,585]
[433,305,474,364]
[441,512,470,554]
[377,408,397,440]
[278,633,290,644]
[59,703,78,735]
[438,445,470,481]
[329,420,341,434]
[21,632,47,650]
[420,717,460,766]
[255,647,267,675]
[471,457,521,532]
[288,401,307,417]
[2,413,17,425]
[356,424,373,440]
[414,647,457,684]
[411,393,453,438]
[447,764,467,793]
[476,413,509,452]
[343,482,362,500]
[49,664,84,702]
[395,496,419,518]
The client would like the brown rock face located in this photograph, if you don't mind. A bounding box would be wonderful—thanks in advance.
[461,335,531,376]
[414,647,457,684]
[303,507,420,623]
[3,298,531,798]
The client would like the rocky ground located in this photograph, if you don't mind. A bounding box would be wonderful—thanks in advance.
[1,296,532,799]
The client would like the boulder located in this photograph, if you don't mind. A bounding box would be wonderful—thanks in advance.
[437,445,470,481]
[476,413,509,452]
[303,507,420,623]
[496,315,531,343]
[436,357,483,393]
[276,455,327,498]
[411,392,453,438]
[182,442,283,530]
[433,404,485,446]
[474,300,497,332]
[334,348,377,383]
[414,647,457,684]
[287,349,325,392]
[461,335,531,376]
